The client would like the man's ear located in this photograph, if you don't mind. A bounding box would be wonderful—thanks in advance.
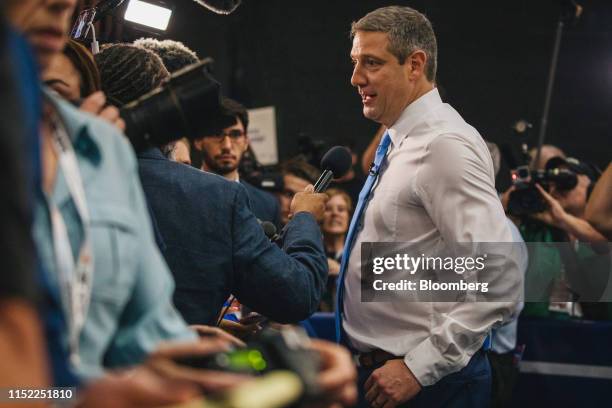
[408,50,427,79]
[192,138,203,151]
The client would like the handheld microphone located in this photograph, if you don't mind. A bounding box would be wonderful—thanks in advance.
[260,221,279,242]
[277,146,352,239]
[313,146,353,193]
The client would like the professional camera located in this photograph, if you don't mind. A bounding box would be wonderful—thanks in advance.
[174,326,321,400]
[507,163,578,216]
[120,58,234,152]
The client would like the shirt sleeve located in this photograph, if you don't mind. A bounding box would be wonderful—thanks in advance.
[230,184,328,323]
[406,133,521,386]
[104,147,196,367]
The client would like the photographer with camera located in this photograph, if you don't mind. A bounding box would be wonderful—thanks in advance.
[505,157,606,244]
[505,156,608,318]
[94,40,330,329]
[130,38,198,168]
[531,158,606,244]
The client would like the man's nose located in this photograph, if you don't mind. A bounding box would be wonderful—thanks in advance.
[351,63,366,88]
[220,136,233,149]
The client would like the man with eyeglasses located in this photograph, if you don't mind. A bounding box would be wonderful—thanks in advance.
[138,104,329,328]
[193,98,281,228]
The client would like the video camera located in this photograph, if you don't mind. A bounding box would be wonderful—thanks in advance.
[507,151,601,216]
[120,58,235,152]
[507,163,579,216]
[174,326,321,401]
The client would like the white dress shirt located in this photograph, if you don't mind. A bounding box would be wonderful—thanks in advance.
[342,88,518,386]
[491,220,528,354]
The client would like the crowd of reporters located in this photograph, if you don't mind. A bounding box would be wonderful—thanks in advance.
[1,1,355,406]
[1,1,611,407]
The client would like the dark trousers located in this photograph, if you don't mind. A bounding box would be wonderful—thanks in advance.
[356,349,491,408]
[489,351,519,408]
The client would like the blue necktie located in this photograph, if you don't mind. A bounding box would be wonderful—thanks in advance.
[335,132,391,342]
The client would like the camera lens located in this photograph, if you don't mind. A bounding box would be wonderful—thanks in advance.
[121,59,233,152]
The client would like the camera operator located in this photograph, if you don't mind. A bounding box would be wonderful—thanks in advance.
[505,157,608,318]
[130,38,197,169]
[525,157,606,244]
[94,41,330,328]
[95,43,170,107]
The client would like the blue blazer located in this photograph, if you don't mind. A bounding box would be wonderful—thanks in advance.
[240,179,282,229]
[137,148,328,326]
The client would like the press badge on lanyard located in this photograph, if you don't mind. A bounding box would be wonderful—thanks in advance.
[48,113,94,368]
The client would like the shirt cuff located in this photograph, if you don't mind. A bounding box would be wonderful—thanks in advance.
[403,336,473,387]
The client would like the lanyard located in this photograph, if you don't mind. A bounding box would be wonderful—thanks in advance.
[48,112,94,368]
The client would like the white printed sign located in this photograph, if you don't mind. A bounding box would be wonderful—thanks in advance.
[247,106,278,165]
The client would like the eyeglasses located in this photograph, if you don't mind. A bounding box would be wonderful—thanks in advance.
[205,129,246,143]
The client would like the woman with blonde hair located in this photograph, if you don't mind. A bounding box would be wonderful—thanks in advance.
[320,188,352,311]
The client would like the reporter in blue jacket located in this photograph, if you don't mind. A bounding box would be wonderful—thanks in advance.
[93,42,329,327]
[138,147,329,326]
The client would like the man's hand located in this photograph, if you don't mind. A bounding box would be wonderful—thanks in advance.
[78,339,250,408]
[79,91,126,131]
[534,183,608,246]
[219,319,262,341]
[148,339,251,394]
[290,185,329,222]
[190,324,246,348]
[327,258,341,277]
[310,339,357,408]
[77,365,201,408]
[365,359,421,408]
[531,183,569,229]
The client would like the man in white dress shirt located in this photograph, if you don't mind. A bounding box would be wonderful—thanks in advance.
[339,6,519,408]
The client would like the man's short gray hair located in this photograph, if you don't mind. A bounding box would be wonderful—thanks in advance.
[351,6,437,82]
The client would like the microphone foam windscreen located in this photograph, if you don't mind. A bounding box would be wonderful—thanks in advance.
[320,146,353,178]
[261,221,277,239]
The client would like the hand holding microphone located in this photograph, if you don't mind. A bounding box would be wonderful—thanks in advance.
[290,185,328,222]
[313,146,353,193]
[289,146,353,222]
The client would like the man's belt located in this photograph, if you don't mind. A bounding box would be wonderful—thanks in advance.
[355,349,402,368]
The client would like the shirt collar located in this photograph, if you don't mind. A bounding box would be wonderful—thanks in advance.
[43,88,101,165]
[387,87,442,147]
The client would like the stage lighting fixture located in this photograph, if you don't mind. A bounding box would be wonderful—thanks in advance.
[124,0,173,31]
